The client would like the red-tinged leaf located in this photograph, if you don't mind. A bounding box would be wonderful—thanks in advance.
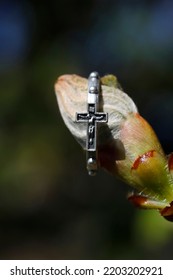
[131,150,155,170]
[128,193,169,209]
[160,201,173,222]
[168,153,173,171]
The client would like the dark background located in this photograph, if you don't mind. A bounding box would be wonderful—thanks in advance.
[1,0,173,259]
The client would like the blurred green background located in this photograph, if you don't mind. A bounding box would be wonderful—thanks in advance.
[1,0,173,259]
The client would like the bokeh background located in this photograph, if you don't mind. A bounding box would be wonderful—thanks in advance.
[1,0,173,259]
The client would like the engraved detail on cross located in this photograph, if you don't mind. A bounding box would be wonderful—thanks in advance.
[76,72,108,175]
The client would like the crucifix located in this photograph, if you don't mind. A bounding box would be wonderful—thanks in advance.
[76,72,108,176]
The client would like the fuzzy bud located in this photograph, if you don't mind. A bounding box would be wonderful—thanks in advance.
[55,74,173,217]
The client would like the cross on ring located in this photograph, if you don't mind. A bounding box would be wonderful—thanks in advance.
[76,72,108,175]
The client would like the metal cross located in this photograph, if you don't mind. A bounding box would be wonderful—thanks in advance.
[76,72,108,176]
